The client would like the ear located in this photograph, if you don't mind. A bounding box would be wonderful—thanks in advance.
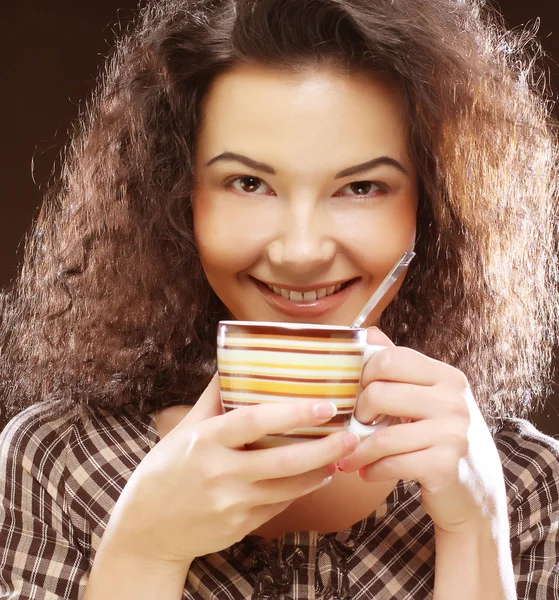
[366,326,396,348]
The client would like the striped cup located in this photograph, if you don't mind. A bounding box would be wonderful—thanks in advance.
[217,320,395,446]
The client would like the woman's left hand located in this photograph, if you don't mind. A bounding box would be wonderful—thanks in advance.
[337,327,508,535]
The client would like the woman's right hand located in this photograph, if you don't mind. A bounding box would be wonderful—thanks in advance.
[103,374,359,566]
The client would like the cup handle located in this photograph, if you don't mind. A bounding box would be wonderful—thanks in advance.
[348,343,395,438]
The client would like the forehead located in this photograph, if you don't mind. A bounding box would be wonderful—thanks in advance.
[197,64,412,175]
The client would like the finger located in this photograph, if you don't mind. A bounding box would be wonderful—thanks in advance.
[181,373,224,425]
[366,326,396,348]
[210,398,342,448]
[362,345,454,388]
[254,463,336,506]
[359,453,420,483]
[337,420,439,472]
[358,445,457,488]
[243,429,359,480]
[354,381,440,424]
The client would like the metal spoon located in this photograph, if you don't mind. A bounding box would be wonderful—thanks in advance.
[350,251,416,329]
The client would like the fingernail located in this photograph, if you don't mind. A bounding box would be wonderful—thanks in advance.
[313,402,337,419]
[337,457,351,471]
[344,432,360,450]
[327,463,337,476]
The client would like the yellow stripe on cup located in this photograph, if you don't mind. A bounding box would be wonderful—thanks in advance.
[218,348,361,368]
[218,359,361,373]
[219,376,359,397]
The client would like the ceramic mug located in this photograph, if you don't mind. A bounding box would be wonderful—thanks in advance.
[217,320,395,447]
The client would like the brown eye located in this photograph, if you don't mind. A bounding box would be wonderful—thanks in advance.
[238,176,262,193]
[335,180,385,198]
[228,176,274,195]
[350,181,374,195]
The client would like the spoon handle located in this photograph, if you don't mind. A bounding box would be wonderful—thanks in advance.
[350,251,415,329]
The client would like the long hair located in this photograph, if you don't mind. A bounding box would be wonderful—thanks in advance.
[1,0,558,430]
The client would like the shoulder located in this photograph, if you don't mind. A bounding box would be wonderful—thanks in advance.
[0,403,76,482]
[493,421,559,597]
[494,418,559,486]
[493,418,559,529]
[0,402,157,549]
[0,402,156,485]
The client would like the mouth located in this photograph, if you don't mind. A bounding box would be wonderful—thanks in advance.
[263,280,354,302]
[250,276,361,318]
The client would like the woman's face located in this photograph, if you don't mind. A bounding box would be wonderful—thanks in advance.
[193,65,418,326]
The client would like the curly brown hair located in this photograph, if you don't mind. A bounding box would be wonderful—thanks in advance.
[1,0,558,431]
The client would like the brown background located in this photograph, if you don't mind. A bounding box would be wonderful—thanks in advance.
[1,1,558,435]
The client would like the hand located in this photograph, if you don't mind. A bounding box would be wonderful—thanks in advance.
[105,375,359,565]
[337,328,508,534]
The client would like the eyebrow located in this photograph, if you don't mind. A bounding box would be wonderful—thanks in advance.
[205,152,408,178]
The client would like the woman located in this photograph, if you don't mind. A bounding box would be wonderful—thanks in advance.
[1,0,558,598]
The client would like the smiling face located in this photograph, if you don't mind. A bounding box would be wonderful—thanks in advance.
[193,64,418,327]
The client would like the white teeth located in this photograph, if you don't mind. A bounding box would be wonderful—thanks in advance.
[266,282,346,302]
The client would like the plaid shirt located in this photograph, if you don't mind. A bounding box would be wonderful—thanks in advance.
[1,402,558,599]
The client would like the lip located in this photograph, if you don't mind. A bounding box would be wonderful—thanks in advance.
[252,276,360,318]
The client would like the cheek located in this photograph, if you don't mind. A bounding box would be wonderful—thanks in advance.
[333,202,417,268]
[193,191,275,271]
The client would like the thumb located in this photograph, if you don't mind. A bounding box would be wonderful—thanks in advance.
[181,372,224,425]
[366,326,396,348]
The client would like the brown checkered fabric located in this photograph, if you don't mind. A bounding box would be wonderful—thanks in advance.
[1,402,558,599]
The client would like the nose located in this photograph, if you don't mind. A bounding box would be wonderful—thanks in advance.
[266,196,336,274]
